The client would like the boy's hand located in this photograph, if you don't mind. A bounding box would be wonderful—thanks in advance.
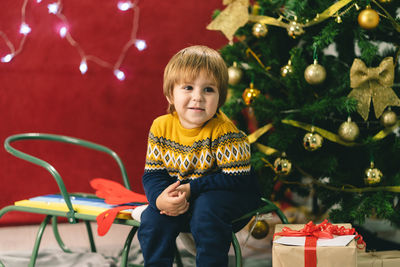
[156,181,189,216]
[176,183,191,200]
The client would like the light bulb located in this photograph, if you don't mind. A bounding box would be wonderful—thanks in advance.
[79,60,88,74]
[114,69,126,81]
[36,0,42,3]
[117,1,133,11]
[1,54,14,63]
[59,26,67,38]
[48,3,59,14]
[135,40,147,51]
[20,22,31,35]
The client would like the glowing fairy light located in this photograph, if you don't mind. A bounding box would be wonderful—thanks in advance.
[135,39,147,51]
[114,69,126,81]
[1,0,144,80]
[79,60,88,74]
[19,22,31,35]
[1,54,14,63]
[117,1,133,11]
[59,26,67,38]
[48,3,60,14]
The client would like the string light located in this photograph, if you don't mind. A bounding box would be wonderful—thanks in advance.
[114,69,126,81]
[0,0,29,63]
[59,26,68,38]
[79,60,88,74]
[0,0,145,81]
[117,1,134,11]
[1,54,14,63]
[135,39,147,51]
[47,3,60,14]
[19,22,31,35]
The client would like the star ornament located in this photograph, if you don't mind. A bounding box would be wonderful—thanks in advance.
[207,0,249,42]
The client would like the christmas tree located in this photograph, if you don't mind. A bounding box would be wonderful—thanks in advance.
[207,0,400,232]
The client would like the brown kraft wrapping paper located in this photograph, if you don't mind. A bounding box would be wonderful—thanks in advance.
[273,224,357,267]
[357,250,400,267]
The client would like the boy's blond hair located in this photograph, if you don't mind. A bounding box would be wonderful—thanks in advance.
[163,45,228,113]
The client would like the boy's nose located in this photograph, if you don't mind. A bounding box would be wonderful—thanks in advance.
[192,89,203,101]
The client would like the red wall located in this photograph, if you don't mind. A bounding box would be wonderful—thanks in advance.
[0,0,226,225]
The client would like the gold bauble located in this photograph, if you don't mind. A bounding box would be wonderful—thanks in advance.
[252,23,268,38]
[303,132,323,151]
[364,162,383,185]
[304,60,326,85]
[280,60,293,78]
[274,154,292,176]
[228,62,243,85]
[338,117,359,142]
[358,7,380,30]
[242,83,260,105]
[286,21,304,39]
[380,109,397,128]
[248,218,269,239]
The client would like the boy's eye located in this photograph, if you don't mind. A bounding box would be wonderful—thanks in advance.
[204,87,215,93]
[183,85,193,90]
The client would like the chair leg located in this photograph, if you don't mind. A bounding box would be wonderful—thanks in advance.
[84,220,97,252]
[29,215,51,267]
[51,216,72,253]
[174,242,184,267]
[120,226,138,267]
[232,232,242,267]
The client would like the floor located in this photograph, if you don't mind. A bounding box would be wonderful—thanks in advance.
[0,220,273,267]
[1,211,399,266]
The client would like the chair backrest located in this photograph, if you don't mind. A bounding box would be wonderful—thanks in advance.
[4,133,131,218]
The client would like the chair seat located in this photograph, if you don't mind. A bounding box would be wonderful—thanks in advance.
[15,194,134,220]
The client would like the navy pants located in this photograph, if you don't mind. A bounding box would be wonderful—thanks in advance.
[138,189,261,267]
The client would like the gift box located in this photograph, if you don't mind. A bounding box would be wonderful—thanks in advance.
[358,250,400,267]
[273,222,358,267]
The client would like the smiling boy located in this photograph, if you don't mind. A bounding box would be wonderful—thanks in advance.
[138,45,261,267]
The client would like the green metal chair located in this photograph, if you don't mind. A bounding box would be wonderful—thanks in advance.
[0,133,288,267]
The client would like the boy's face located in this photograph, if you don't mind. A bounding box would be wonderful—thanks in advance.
[168,71,219,129]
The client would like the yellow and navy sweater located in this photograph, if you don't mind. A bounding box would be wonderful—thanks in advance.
[145,111,251,179]
[142,111,254,208]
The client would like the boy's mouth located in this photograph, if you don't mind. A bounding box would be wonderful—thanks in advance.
[189,107,205,111]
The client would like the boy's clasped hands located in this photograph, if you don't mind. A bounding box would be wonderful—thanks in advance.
[156,181,191,216]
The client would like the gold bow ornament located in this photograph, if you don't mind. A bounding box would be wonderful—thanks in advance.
[348,57,400,121]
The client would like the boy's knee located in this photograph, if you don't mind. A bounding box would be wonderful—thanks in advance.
[139,206,158,225]
[192,191,236,218]
[139,205,186,233]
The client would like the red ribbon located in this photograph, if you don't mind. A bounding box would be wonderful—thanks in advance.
[90,178,149,236]
[304,236,317,267]
[274,219,365,267]
[96,205,139,236]
[90,178,148,204]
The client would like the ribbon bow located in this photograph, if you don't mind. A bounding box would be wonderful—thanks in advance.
[274,219,363,241]
[348,57,400,121]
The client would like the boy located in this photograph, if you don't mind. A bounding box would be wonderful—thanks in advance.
[138,45,261,267]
